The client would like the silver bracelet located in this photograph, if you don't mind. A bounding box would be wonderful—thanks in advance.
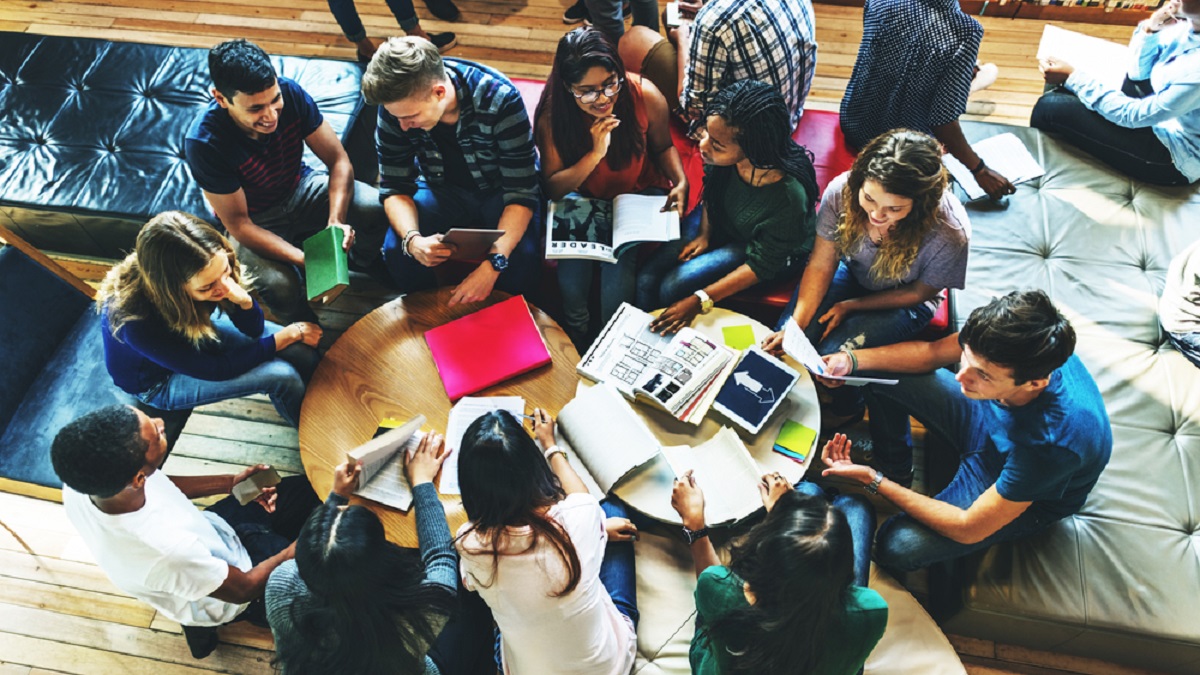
[402,230,420,258]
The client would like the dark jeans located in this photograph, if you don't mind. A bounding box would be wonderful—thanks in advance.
[428,585,496,675]
[205,475,322,625]
[381,181,542,299]
[328,0,418,41]
[793,481,875,588]
[1030,78,1190,186]
[863,369,1058,574]
[584,0,659,39]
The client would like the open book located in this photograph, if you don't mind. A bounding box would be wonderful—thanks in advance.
[546,193,680,263]
[578,303,736,424]
[782,321,897,386]
[1037,24,1129,92]
[558,384,763,525]
[346,415,426,511]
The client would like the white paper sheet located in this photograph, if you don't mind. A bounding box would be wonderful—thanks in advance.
[1037,24,1130,92]
[353,431,424,511]
[557,384,661,494]
[944,133,1045,201]
[782,320,897,386]
[441,396,526,495]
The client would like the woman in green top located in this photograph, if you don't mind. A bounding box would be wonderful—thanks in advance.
[671,469,888,674]
[637,79,818,335]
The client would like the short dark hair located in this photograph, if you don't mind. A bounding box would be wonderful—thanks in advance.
[209,39,276,101]
[959,290,1076,384]
[51,405,147,498]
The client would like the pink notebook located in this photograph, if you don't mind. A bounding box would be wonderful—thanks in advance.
[424,295,552,401]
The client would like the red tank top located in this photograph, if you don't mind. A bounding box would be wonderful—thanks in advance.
[575,75,671,200]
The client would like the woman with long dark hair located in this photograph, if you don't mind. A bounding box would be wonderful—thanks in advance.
[637,79,820,335]
[98,211,320,428]
[763,129,969,430]
[267,433,484,674]
[536,26,687,346]
[671,470,887,674]
[455,409,640,675]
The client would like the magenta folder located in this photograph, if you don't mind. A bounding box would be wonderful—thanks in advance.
[424,295,552,401]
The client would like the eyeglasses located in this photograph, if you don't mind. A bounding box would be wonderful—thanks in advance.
[570,79,623,104]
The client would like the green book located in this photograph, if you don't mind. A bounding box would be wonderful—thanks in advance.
[302,227,349,304]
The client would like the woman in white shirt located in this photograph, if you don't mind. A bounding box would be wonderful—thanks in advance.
[455,409,640,675]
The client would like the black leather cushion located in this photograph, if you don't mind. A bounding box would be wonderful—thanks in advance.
[0,33,370,259]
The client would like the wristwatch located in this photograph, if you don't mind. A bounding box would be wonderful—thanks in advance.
[682,525,710,544]
[865,469,884,495]
[488,253,509,272]
[693,289,714,314]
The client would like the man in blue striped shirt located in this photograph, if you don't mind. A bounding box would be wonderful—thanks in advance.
[362,37,541,305]
[620,0,817,127]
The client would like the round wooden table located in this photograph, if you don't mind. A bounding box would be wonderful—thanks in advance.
[298,288,580,547]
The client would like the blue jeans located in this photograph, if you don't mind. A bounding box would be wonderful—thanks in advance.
[137,315,319,428]
[492,497,639,671]
[584,0,659,39]
[864,369,1057,573]
[381,181,541,298]
[793,481,875,588]
[328,0,418,42]
[775,262,934,416]
[1167,330,1200,368]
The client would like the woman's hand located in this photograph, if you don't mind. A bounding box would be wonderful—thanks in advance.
[758,472,793,513]
[605,516,639,542]
[1039,57,1075,86]
[663,181,688,220]
[817,301,855,341]
[589,116,621,160]
[293,322,324,348]
[671,470,707,530]
[1148,0,1181,31]
[649,295,701,335]
[820,433,876,485]
[678,233,709,262]
[530,408,557,450]
[221,277,254,310]
[815,351,853,389]
[405,431,447,487]
[332,460,362,498]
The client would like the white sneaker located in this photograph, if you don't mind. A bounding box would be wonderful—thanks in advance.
[971,62,999,94]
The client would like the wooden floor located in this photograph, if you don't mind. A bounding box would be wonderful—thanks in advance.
[0,0,1167,673]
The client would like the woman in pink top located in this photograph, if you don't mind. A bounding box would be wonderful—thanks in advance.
[455,409,640,675]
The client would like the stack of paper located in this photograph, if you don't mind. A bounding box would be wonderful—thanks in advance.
[943,133,1044,201]
[781,321,897,386]
[347,415,426,511]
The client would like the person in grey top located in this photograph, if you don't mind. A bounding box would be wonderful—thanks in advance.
[764,129,970,427]
[266,433,488,674]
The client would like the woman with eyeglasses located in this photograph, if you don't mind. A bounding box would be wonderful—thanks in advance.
[535,26,687,348]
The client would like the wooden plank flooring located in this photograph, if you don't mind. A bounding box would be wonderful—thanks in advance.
[0,0,1168,672]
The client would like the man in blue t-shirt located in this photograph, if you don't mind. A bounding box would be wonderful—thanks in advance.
[814,290,1113,572]
[185,39,388,324]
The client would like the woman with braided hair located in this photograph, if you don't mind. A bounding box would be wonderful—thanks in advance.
[637,79,818,335]
[762,129,971,428]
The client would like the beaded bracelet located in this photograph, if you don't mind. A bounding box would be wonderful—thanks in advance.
[845,348,859,374]
[402,230,420,258]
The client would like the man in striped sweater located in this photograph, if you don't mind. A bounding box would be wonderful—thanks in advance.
[362,37,542,306]
[185,39,389,324]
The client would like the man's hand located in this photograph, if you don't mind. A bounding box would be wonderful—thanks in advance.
[671,470,707,530]
[221,276,254,310]
[448,263,499,306]
[530,408,557,450]
[817,301,855,341]
[663,182,688,220]
[975,167,1016,200]
[332,460,362,498]
[231,464,279,514]
[820,433,876,485]
[678,234,709,262]
[1039,57,1075,86]
[410,234,454,267]
[649,294,701,335]
[758,472,792,513]
[605,516,639,542]
[816,351,853,389]
[589,116,620,160]
[329,223,355,252]
[405,431,447,487]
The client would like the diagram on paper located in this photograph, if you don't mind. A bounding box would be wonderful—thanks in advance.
[608,333,701,387]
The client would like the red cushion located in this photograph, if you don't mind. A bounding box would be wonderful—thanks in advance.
[793,110,857,193]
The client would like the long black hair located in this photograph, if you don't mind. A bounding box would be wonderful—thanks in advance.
[702,80,819,205]
[457,411,582,596]
[273,502,456,673]
[711,490,855,674]
[535,26,644,170]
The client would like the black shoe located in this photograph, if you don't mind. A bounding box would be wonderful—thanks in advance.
[182,625,219,659]
[563,0,588,23]
[424,0,461,21]
[428,31,457,53]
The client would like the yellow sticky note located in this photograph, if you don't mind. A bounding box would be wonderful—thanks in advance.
[721,324,756,350]
[775,420,817,457]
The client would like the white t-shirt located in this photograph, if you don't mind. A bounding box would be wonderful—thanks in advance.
[62,471,252,626]
[456,493,637,675]
[1160,238,1200,333]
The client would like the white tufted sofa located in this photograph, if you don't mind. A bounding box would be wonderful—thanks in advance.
[926,122,1200,674]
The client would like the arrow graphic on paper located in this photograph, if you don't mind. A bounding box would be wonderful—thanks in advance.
[734,371,775,404]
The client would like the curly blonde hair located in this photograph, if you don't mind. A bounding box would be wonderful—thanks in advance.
[834,129,948,285]
[98,211,248,346]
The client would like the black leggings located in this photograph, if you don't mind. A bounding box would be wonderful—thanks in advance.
[1030,79,1191,187]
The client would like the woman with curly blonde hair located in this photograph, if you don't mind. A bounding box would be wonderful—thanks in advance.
[764,129,970,427]
[99,211,321,428]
